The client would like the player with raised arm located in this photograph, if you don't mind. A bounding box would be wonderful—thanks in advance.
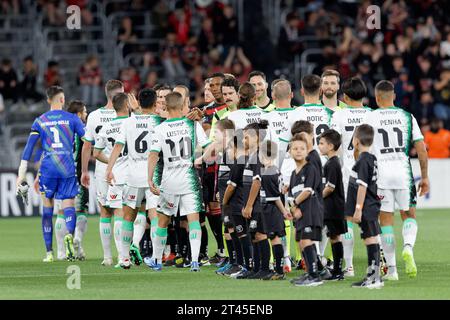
[330,77,372,276]
[94,93,129,267]
[249,71,275,112]
[80,80,124,266]
[366,80,429,280]
[227,82,264,130]
[17,86,85,262]
[147,92,213,272]
[320,69,347,112]
[106,89,163,269]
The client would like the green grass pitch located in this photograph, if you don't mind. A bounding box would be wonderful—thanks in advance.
[1,209,449,300]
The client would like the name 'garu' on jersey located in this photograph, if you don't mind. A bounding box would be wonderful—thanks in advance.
[150,117,212,195]
[95,115,129,185]
[364,106,423,190]
[116,113,164,188]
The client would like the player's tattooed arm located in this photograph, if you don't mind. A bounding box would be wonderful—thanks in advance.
[148,151,160,194]
[414,140,429,196]
[105,143,124,185]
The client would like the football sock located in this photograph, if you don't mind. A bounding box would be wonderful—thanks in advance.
[74,213,87,244]
[303,244,318,277]
[55,214,67,256]
[100,217,112,259]
[120,220,133,260]
[231,232,244,265]
[208,212,225,251]
[312,244,324,271]
[252,241,261,273]
[260,239,271,271]
[331,241,344,274]
[63,207,76,235]
[343,221,354,268]
[273,244,284,274]
[319,227,328,256]
[240,236,252,269]
[188,221,202,263]
[150,217,158,243]
[367,243,380,274]
[42,207,54,253]
[132,211,147,246]
[381,225,396,271]
[152,226,167,263]
[402,218,418,249]
[225,237,236,264]
[200,223,208,256]
[302,250,308,272]
[113,217,122,259]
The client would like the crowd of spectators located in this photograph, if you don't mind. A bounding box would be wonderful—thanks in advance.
[1,0,450,157]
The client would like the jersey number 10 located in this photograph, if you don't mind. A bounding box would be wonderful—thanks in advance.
[165,137,193,162]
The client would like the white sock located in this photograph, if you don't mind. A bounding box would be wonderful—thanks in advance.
[152,227,168,263]
[381,225,396,272]
[402,218,418,249]
[189,221,202,263]
[55,214,67,259]
[120,220,134,260]
[74,214,88,244]
[99,217,112,260]
[281,236,289,258]
[343,221,354,268]
[132,212,147,246]
[319,227,328,257]
[113,217,123,259]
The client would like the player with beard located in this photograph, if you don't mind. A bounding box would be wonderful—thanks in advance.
[249,71,275,112]
[321,70,347,112]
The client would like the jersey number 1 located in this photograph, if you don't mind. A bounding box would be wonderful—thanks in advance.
[50,127,63,149]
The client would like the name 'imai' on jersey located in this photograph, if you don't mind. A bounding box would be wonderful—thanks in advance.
[150,118,211,195]
[95,116,129,184]
[83,107,116,176]
[116,113,164,188]
[364,107,423,190]
[227,106,264,130]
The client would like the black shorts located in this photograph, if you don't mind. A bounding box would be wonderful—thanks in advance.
[359,219,381,239]
[248,211,265,235]
[261,204,286,239]
[296,226,322,241]
[202,168,219,205]
[325,219,348,237]
[232,214,248,237]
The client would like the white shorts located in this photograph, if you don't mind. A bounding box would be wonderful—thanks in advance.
[106,184,126,209]
[124,186,155,210]
[146,192,159,211]
[95,175,109,207]
[157,191,203,217]
[378,189,411,213]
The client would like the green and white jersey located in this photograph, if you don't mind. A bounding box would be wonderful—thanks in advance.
[330,107,372,179]
[116,113,164,188]
[95,116,129,184]
[364,107,423,190]
[84,107,116,177]
[279,103,334,148]
[227,106,264,130]
[261,108,295,142]
[150,117,211,195]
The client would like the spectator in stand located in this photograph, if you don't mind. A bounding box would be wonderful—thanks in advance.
[118,16,137,57]
[65,0,93,26]
[41,0,65,26]
[215,4,238,48]
[440,32,450,69]
[414,91,436,126]
[394,68,415,112]
[142,70,158,89]
[78,55,102,107]
[223,46,252,84]
[181,35,201,71]
[44,60,61,88]
[278,11,303,63]
[20,56,44,102]
[0,58,18,102]
[139,51,159,81]
[168,2,191,45]
[1,0,20,14]
[434,68,450,128]
[424,118,450,158]
[119,66,141,96]
[161,32,186,82]
[198,17,216,55]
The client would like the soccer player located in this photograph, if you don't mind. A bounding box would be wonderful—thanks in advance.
[80,79,124,266]
[261,79,295,272]
[248,71,275,111]
[17,86,85,262]
[365,80,429,280]
[288,133,324,287]
[93,93,130,266]
[154,84,172,117]
[66,100,88,260]
[318,129,347,280]
[320,69,347,112]
[330,77,372,276]
[227,82,264,130]
[202,73,227,132]
[106,89,163,269]
[147,92,213,272]
[345,124,383,289]
[259,140,290,280]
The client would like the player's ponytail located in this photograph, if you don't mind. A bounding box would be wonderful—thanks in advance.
[237,82,256,109]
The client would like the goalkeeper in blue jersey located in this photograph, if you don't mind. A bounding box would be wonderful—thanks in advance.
[16,86,86,262]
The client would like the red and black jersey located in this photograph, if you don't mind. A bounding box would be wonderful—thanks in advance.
[202,101,227,125]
